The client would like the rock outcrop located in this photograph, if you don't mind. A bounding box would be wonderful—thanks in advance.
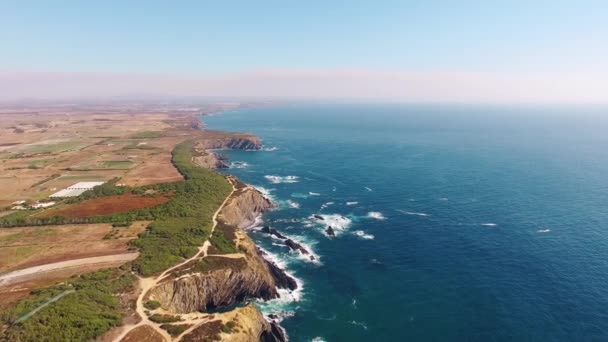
[181,304,286,342]
[196,132,262,150]
[151,232,296,313]
[150,184,294,314]
[220,186,274,229]
[192,151,228,169]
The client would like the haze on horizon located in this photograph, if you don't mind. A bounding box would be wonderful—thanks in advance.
[1,1,607,104]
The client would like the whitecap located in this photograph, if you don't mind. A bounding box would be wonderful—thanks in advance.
[253,186,276,202]
[262,146,279,151]
[349,320,369,330]
[265,175,300,184]
[229,161,249,169]
[320,202,334,210]
[537,229,551,233]
[346,201,359,206]
[439,197,449,201]
[397,209,430,217]
[291,192,309,199]
[255,248,304,313]
[481,223,497,227]
[309,192,321,196]
[311,338,327,342]
[354,230,375,240]
[367,211,386,220]
[287,200,300,209]
[308,214,352,236]
[365,187,373,191]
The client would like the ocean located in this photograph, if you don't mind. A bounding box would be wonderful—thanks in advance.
[202,104,608,341]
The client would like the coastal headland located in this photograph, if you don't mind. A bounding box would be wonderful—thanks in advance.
[0,102,293,341]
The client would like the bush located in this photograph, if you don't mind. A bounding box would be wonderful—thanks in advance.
[144,300,161,310]
[149,314,182,324]
[160,324,190,337]
[222,321,237,334]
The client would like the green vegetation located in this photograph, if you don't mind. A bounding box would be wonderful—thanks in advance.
[103,160,134,169]
[0,269,135,342]
[144,300,162,310]
[209,229,238,254]
[160,324,190,337]
[20,141,88,154]
[222,320,237,334]
[129,131,164,139]
[0,210,42,227]
[129,141,231,275]
[0,140,233,341]
[148,314,182,324]
[176,257,246,278]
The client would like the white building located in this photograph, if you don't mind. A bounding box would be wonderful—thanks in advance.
[50,181,105,198]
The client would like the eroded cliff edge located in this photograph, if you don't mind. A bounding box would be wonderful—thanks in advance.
[149,143,294,341]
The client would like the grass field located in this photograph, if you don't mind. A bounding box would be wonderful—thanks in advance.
[19,141,90,154]
[103,160,135,169]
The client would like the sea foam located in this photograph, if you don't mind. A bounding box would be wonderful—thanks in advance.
[265,175,300,184]
[367,211,386,220]
[354,230,375,240]
[397,209,430,217]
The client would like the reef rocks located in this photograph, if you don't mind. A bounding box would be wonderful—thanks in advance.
[261,226,288,240]
[261,226,316,261]
[326,226,336,237]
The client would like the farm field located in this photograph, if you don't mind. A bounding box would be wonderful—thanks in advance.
[0,221,149,273]
[36,193,170,218]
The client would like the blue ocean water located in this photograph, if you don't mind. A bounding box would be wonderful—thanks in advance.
[202,104,608,342]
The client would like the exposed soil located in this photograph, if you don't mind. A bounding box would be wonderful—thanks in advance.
[38,193,169,218]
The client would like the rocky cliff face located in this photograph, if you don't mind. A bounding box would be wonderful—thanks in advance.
[220,186,274,229]
[151,254,276,313]
[149,186,295,314]
[181,304,286,342]
[196,133,262,150]
[192,152,228,169]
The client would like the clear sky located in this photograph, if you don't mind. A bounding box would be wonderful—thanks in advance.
[1,1,607,102]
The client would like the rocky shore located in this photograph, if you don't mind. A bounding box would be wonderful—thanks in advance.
[148,131,295,341]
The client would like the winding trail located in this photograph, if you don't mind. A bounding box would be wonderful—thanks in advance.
[113,176,237,342]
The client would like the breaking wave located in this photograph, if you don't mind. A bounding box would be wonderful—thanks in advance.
[265,175,300,184]
[537,229,551,233]
[229,161,249,169]
[346,201,359,206]
[367,211,386,220]
[287,200,300,209]
[397,209,430,217]
[354,230,375,240]
[481,223,497,227]
[320,202,334,210]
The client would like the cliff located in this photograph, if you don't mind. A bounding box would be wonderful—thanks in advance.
[149,185,295,314]
[180,304,285,342]
[192,151,228,169]
[196,132,262,150]
[220,183,274,229]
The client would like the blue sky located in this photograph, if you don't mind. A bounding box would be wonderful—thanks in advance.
[1,1,607,102]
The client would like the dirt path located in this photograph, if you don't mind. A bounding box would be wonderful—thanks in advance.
[113,176,237,342]
[0,253,139,287]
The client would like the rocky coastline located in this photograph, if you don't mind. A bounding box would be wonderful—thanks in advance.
[150,132,295,341]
